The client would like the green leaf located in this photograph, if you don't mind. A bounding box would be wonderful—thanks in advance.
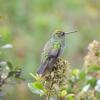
[66,87,73,94]
[7,61,13,70]
[79,71,86,80]
[67,94,74,100]
[72,69,79,76]
[29,73,42,81]
[60,90,67,97]
[28,82,44,95]
[87,78,97,87]
[67,97,74,100]
[96,92,100,99]
[30,73,37,79]
[33,82,43,90]
[88,65,100,72]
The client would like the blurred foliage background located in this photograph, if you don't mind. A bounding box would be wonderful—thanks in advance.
[0,0,100,100]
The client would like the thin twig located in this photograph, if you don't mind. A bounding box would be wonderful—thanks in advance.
[46,93,50,100]
[59,96,65,100]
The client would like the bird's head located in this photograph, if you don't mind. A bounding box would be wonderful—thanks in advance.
[53,30,77,38]
[53,30,66,38]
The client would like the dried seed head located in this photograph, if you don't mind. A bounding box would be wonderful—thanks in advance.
[41,57,71,95]
[84,40,100,68]
[84,40,100,79]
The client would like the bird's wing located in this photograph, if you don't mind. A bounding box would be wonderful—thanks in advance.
[41,41,61,64]
[38,40,61,74]
[41,39,52,64]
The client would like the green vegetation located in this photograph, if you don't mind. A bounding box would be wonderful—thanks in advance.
[28,40,100,100]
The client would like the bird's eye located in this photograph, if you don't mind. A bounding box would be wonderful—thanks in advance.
[61,32,65,36]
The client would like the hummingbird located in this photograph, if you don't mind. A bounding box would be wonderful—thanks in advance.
[37,30,77,75]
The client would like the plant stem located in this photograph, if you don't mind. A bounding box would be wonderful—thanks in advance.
[46,94,50,100]
[46,91,50,99]
[59,96,65,100]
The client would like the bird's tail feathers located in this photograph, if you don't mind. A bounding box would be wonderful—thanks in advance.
[37,61,48,75]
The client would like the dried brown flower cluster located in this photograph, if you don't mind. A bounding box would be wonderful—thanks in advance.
[42,57,70,96]
[84,40,100,78]
[84,40,100,68]
[77,90,96,100]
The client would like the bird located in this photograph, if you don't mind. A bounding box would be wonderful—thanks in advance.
[37,30,77,75]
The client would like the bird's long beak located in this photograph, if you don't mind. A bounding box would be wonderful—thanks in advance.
[65,30,77,35]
